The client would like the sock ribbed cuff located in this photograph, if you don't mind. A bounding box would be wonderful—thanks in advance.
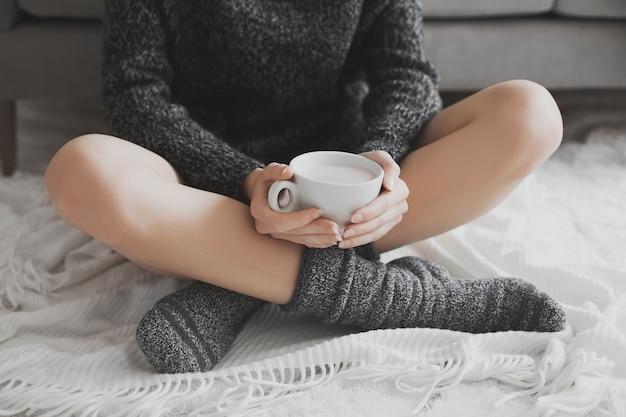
[354,242,380,261]
[281,246,350,314]
[136,281,265,373]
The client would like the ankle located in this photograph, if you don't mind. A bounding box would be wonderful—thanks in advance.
[354,243,380,261]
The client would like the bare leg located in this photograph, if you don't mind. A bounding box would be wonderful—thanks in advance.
[45,134,300,304]
[45,83,568,374]
[376,80,563,252]
[45,80,563,302]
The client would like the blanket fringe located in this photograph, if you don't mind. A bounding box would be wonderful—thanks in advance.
[1,343,625,416]
[495,342,625,417]
[532,349,625,417]
[347,352,541,414]
[0,206,101,312]
[0,208,59,311]
[0,362,352,417]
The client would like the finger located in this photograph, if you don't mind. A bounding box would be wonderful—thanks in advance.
[256,209,343,240]
[261,217,343,246]
[279,217,343,238]
[344,198,407,239]
[351,181,409,224]
[382,174,395,192]
[339,214,404,249]
[350,191,393,224]
[254,207,324,235]
[250,163,293,206]
[360,151,401,191]
[361,151,400,177]
[261,162,293,183]
[272,232,342,249]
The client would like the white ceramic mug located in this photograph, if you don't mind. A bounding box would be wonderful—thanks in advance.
[268,151,384,229]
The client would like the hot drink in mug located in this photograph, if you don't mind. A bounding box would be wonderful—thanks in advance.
[268,151,384,229]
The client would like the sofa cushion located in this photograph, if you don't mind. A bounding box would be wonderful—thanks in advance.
[554,0,626,18]
[421,0,555,18]
[423,18,626,90]
[0,0,21,29]
[17,0,104,19]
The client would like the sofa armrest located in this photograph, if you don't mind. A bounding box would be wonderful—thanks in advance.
[0,0,20,30]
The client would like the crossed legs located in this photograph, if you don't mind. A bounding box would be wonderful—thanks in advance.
[46,80,562,298]
[45,80,565,372]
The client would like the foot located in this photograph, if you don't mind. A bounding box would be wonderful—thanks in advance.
[136,281,265,373]
[283,246,566,334]
[389,257,567,333]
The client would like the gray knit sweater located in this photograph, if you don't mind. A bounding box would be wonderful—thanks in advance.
[102,0,442,201]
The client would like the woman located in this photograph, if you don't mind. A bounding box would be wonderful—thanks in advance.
[45,0,566,373]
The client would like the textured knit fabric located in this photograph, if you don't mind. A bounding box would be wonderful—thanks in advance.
[135,244,378,374]
[136,281,265,374]
[284,246,567,333]
[354,243,380,262]
[102,0,441,201]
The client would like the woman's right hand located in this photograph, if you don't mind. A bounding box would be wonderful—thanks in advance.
[246,163,343,248]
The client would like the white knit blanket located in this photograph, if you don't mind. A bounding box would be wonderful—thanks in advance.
[1,130,625,416]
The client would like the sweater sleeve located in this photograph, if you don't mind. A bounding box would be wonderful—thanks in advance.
[101,0,264,201]
[357,0,442,161]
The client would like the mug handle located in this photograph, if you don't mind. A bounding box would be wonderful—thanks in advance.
[268,180,298,212]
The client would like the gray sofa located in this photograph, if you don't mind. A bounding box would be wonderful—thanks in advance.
[1,0,626,176]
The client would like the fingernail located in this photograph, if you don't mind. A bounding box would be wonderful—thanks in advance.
[351,214,362,223]
[338,240,351,249]
[343,229,355,238]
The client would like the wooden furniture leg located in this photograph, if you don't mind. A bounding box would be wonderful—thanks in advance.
[0,100,17,176]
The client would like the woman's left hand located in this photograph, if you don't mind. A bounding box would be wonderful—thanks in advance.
[339,150,409,249]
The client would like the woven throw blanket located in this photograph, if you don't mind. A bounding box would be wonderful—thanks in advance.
[1,130,625,416]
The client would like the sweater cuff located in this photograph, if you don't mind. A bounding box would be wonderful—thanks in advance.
[357,129,410,162]
[223,159,266,204]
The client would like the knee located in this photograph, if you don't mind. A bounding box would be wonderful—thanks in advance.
[46,134,105,211]
[489,80,563,174]
[45,134,132,244]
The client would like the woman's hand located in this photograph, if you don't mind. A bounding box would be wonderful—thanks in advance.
[339,151,409,249]
[246,163,344,248]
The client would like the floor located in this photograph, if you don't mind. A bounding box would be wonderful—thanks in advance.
[1,93,625,416]
[7,89,626,176]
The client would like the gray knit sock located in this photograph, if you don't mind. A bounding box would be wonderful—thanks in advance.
[282,246,566,333]
[354,242,380,261]
[136,281,265,373]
